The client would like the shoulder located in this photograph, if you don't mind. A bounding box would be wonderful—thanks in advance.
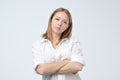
[63,37,81,47]
[69,37,81,44]
[32,35,46,47]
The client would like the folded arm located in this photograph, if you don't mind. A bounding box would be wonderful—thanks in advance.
[35,60,83,75]
[56,60,83,74]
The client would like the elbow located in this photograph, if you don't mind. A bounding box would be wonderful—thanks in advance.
[35,65,46,75]
[74,63,83,72]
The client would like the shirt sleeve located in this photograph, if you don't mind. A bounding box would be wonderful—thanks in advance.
[32,41,44,69]
[71,40,85,66]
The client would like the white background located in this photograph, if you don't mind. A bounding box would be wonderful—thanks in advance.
[0,0,120,80]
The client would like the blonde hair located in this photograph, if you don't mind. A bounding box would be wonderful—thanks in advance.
[43,8,73,41]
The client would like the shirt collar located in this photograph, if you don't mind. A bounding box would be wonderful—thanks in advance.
[39,36,69,43]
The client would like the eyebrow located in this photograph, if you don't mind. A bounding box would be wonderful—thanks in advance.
[55,16,68,21]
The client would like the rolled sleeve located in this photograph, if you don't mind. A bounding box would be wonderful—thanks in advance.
[71,41,85,66]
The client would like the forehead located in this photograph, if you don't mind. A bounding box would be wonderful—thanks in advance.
[53,11,69,20]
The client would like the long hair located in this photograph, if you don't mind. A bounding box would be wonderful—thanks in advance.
[43,8,73,41]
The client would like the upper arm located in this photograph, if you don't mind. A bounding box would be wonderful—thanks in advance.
[71,40,85,66]
[32,41,44,69]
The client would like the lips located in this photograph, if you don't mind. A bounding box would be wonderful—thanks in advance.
[55,26,61,30]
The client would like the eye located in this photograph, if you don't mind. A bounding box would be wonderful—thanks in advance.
[64,21,67,24]
[55,18,59,21]
[63,20,68,25]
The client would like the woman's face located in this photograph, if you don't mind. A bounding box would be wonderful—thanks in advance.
[51,12,69,35]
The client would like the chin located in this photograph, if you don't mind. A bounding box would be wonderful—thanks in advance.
[54,31,62,35]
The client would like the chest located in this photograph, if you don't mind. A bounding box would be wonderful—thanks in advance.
[43,41,72,62]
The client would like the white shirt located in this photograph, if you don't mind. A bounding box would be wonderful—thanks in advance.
[32,36,85,80]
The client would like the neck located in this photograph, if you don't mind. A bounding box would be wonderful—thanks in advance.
[52,33,61,42]
[51,33,61,48]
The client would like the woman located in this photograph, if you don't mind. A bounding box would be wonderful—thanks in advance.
[32,7,85,80]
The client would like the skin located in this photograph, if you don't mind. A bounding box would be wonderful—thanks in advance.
[51,12,69,48]
[36,11,83,75]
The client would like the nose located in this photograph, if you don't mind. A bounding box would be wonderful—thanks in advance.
[58,21,62,26]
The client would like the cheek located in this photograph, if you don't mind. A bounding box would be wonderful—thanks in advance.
[62,25,69,31]
[51,20,56,27]
[51,22,55,29]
